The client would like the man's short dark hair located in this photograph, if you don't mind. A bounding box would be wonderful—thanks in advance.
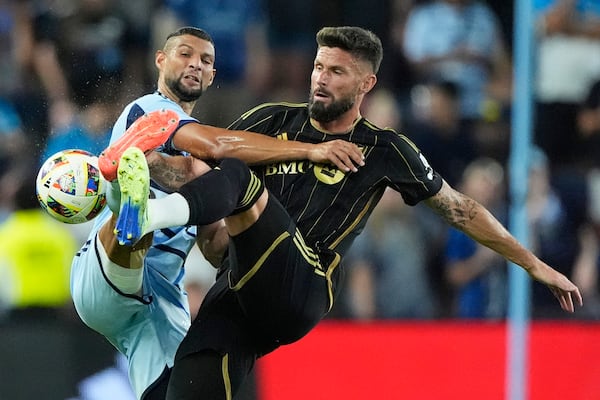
[316,26,383,74]
[166,27,214,46]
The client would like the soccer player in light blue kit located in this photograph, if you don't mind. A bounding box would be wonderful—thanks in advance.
[70,62,217,400]
[70,26,364,400]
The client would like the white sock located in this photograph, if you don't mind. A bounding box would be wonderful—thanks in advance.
[143,193,191,235]
[97,237,144,294]
[106,180,121,214]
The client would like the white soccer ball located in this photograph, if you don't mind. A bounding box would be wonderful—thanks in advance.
[36,149,107,224]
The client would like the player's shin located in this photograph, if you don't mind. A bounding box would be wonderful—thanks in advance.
[143,158,261,234]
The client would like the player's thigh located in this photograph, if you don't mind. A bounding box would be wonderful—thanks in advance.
[71,233,146,331]
[166,349,254,400]
[227,194,300,284]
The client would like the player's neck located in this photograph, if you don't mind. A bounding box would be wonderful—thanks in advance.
[311,112,362,135]
[155,87,196,115]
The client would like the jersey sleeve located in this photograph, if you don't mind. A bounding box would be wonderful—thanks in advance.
[110,93,197,143]
[387,133,443,205]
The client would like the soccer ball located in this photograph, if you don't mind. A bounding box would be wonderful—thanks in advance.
[36,149,107,224]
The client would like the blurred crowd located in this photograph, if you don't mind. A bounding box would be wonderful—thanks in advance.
[1,0,600,325]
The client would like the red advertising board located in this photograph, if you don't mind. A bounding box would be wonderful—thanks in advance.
[256,321,600,400]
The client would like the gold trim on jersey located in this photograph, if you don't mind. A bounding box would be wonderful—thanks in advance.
[328,191,380,250]
[238,102,306,121]
[398,133,421,154]
[229,231,291,291]
[390,141,431,191]
[362,118,398,134]
[222,353,232,400]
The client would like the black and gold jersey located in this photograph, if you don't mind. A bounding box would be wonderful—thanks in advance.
[228,102,443,257]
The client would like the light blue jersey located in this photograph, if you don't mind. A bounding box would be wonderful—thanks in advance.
[71,93,200,399]
[109,92,197,152]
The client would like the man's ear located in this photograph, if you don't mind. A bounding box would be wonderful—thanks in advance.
[155,50,165,69]
[208,68,217,87]
[361,74,378,94]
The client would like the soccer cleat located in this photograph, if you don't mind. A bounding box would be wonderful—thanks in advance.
[114,147,150,246]
[98,109,180,181]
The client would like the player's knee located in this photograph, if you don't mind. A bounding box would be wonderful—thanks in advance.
[217,158,264,215]
[178,158,264,224]
[218,157,249,181]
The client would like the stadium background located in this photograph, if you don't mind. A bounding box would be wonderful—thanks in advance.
[1,319,599,399]
[1,0,600,399]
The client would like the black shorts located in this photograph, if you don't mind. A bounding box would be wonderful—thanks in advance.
[141,367,170,400]
[175,195,339,361]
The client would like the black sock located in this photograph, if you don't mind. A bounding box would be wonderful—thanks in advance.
[177,158,262,225]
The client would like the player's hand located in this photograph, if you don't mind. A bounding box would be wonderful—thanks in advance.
[529,264,583,312]
[308,139,365,172]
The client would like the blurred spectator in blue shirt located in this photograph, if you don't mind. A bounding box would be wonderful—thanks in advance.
[0,98,29,222]
[42,99,113,163]
[444,157,507,319]
[0,98,27,173]
[402,0,512,124]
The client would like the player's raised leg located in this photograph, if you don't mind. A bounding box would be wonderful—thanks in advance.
[99,109,180,181]
[114,147,151,246]
[113,151,267,246]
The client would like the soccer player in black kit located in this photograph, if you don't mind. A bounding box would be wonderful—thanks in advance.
[105,26,582,399]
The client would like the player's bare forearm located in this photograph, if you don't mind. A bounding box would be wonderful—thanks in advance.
[172,123,364,172]
[196,221,228,268]
[424,180,583,311]
[424,181,529,266]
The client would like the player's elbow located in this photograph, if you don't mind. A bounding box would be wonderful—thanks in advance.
[172,123,224,160]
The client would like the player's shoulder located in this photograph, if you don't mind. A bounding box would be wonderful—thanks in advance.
[129,93,194,121]
[359,118,421,151]
[238,101,307,121]
[130,92,167,109]
[360,117,398,135]
[359,117,406,140]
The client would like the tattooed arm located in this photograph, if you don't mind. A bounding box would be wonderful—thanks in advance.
[146,151,228,266]
[424,180,583,312]
[146,151,211,190]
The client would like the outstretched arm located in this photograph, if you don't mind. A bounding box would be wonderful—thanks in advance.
[196,220,228,268]
[424,180,583,312]
[172,123,365,172]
